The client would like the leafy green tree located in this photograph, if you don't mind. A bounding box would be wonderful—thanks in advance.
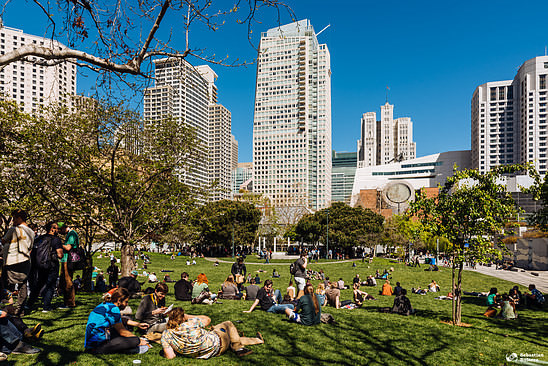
[294,202,384,253]
[193,200,261,254]
[531,175,548,231]
[12,100,200,277]
[409,164,539,325]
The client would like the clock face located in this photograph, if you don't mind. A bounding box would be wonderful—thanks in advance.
[385,183,412,204]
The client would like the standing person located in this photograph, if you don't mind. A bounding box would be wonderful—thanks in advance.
[1,209,34,316]
[174,272,193,301]
[57,222,79,308]
[294,251,308,299]
[106,260,119,289]
[231,258,247,291]
[243,280,293,314]
[27,222,63,313]
[84,288,148,354]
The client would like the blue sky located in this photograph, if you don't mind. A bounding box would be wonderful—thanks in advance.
[4,1,548,163]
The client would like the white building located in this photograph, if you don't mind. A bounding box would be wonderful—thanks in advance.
[357,102,416,167]
[350,150,472,206]
[0,21,77,113]
[253,19,332,210]
[143,59,232,199]
[472,56,548,174]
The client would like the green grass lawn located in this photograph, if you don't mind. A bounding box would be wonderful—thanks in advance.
[9,253,547,365]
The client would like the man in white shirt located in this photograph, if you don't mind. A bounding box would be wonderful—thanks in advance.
[1,210,34,315]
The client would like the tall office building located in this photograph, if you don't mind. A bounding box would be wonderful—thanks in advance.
[0,21,77,113]
[144,58,232,199]
[231,135,238,170]
[357,102,416,167]
[253,19,332,210]
[331,151,357,203]
[472,56,548,174]
[232,162,253,196]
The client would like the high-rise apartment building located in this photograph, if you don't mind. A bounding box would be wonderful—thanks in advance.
[472,56,548,174]
[357,102,416,167]
[0,21,77,113]
[331,151,357,203]
[253,19,332,210]
[143,58,232,199]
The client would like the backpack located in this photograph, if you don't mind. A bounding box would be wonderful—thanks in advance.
[33,235,56,269]
[290,260,299,275]
[67,246,86,271]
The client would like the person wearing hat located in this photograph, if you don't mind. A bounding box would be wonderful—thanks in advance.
[118,270,143,299]
[57,222,79,308]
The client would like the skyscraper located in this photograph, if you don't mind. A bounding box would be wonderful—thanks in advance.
[253,19,332,210]
[0,22,77,113]
[143,58,232,199]
[471,56,548,174]
[357,102,416,168]
[331,151,357,203]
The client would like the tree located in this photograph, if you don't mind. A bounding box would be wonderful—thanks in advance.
[382,215,425,259]
[409,164,540,325]
[193,199,261,254]
[0,1,294,88]
[293,202,384,254]
[531,175,548,231]
[11,99,200,276]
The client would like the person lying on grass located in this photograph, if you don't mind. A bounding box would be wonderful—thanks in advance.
[285,285,321,325]
[85,287,150,354]
[243,279,293,314]
[161,307,263,359]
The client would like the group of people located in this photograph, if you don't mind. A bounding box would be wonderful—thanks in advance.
[0,209,85,360]
[484,284,545,319]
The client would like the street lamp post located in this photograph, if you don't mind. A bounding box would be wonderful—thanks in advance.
[232,220,235,258]
[326,208,329,259]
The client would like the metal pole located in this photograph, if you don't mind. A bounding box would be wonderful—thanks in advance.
[232,221,235,258]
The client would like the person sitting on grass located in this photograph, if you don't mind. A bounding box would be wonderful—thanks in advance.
[118,270,143,299]
[192,273,216,304]
[315,283,326,306]
[428,280,440,292]
[85,288,149,354]
[391,289,414,316]
[524,284,545,309]
[380,280,393,296]
[0,308,42,359]
[509,286,522,308]
[174,272,193,301]
[500,294,517,319]
[393,282,403,297]
[484,288,500,317]
[136,282,169,333]
[286,281,296,301]
[365,276,376,287]
[243,280,293,314]
[272,269,280,278]
[325,282,340,309]
[161,307,264,359]
[285,285,321,326]
[353,283,375,306]
[220,275,241,300]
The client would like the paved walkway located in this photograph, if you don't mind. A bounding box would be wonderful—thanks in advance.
[465,265,548,293]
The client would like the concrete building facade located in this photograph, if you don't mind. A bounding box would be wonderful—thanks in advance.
[253,19,332,210]
[357,102,416,168]
[0,22,77,113]
[472,56,548,174]
[331,151,357,204]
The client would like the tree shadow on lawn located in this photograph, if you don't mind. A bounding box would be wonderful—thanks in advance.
[464,314,548,348]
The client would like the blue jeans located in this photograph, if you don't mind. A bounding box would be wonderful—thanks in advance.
[267,303,294,314]
[273,289,282,304]
[28,265,59,311]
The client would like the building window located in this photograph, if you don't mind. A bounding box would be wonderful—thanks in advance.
[541,74,547,90]
[490,87,497,101]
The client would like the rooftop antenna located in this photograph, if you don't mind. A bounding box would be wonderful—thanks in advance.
[316,24,331,36]
[386,86,390,103]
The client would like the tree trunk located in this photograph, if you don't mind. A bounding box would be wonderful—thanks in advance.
[454,261,464,324]
[120,243,136,277]
[451,252,456,325]
[82,253,94,292]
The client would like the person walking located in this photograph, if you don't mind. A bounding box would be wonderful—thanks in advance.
[1,209,34,316]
